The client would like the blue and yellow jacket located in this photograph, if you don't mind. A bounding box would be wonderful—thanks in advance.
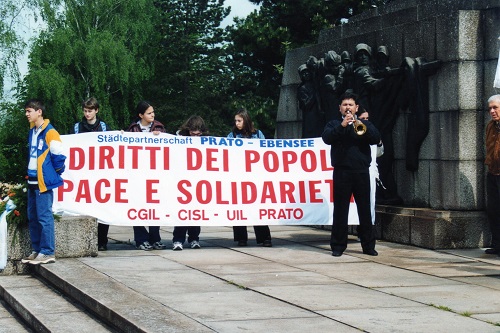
[28,119,66,192]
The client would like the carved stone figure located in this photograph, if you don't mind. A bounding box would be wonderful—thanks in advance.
[297,64,324,138]
[298,43,441,205]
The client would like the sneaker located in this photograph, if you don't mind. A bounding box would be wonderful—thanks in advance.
[21,251,38,264]
[98,245,107,251]
[172,242,183,251]
[137,241,153,251]
[29,253,55,265]
[190,240,201,249]
[152,241,166,250]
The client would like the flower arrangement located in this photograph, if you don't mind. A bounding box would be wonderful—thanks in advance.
[0,180,28,230]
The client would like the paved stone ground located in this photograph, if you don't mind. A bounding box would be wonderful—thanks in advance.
[3,225,500,332]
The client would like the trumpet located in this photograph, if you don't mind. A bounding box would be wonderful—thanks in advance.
[346,111,367,135]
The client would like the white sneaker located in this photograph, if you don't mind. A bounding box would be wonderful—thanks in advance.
[190,240,201,249]
[21,251,38,264]
[152,241,166,250]
[29,253,55,265]
[172,242,183,251]
[137,241,153,251]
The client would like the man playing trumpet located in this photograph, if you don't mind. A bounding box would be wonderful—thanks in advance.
[322,91,381,257]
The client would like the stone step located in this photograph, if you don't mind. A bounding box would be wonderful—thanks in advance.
[0,298,32,332]
[0,275,113,333]
[31,259,213,333]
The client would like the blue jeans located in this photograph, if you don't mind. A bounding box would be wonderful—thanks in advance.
[27,189,55,255]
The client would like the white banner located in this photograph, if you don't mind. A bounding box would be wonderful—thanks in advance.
[54,132,361,226]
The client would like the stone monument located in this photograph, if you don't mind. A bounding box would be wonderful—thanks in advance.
[276,0,500,249]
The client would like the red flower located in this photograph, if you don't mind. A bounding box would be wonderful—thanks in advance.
[14,210,20,216]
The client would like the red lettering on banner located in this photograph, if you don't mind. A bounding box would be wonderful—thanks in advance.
[69,145,170,170]
[176,180,333,205]
[57,180,74,201]
[245,150,259,172]
[259,208,304,220]
[115,179,128,203]
[69,148,85,170]
[75,180,91,203]
[146,180,160,203]
[187,148,229,171]
[282,151,298,172]
[261,181,277,203]
[177,180,192,204]
[128,146,142,169]
[320,150,333,171]
[216,181,229,204]
[95,179,111,203]
[241,182,257,204]
[245,150,329,173]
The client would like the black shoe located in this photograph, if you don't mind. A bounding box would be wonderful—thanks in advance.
[363,249,378,256]
[237,240,247,247]
[485,248,500,254]
[98,245,107,251]
[332,250,343,257]
[262,240,273,247]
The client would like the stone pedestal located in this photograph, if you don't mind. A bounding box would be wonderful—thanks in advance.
[0,215,97,275]
[278,0,500,248]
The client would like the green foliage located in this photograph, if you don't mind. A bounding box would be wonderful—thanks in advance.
[149,0,232,135]
[0,102,28,182]
[23,0,159,133]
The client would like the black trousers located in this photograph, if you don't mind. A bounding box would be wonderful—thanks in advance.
[98,223,109,246]
[233,226,271,244]
[330,169,375,253]
[487,173,500,249]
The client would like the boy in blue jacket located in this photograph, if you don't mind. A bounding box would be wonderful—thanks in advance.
[21,99,66,265]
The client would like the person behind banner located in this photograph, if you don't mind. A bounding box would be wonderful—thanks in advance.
[227,108,272,247]
[172,115,209,251]
[72,97,111,251]
[484,95,500,255]
[127,100,167,251]
[21,99,66,265]
[357,109,384,226]
[322,91,381,257]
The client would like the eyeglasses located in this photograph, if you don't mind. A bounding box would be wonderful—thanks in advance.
[189,130,202,136]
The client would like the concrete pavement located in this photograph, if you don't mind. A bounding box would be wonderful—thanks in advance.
[2,225,500,332]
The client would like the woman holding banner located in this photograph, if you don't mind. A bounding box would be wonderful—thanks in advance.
[227,108,273,247]
[127,101,167,251]
[172,115,209,251]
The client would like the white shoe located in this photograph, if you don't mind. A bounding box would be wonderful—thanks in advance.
[172,242,183,251]
[190,240,201,249]
[29,253,55,265]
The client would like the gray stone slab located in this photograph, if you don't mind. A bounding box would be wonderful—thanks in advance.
[80,253,188,271]
[471,313,500,326]
[158,247,274,266]
[0,317,31,333]
[38,261,213,332]
[154,289,315,322]
[295,261,460,288]
[195,262,303,276]
[319,305,500,333]
[205,316,361,333]
[253,284,421,311]
[376,284,500,314]
[106,270,237,296]
[2,278,112,333]
[450,276,500,291]
[218,270,343,288]
[405,262,500,277]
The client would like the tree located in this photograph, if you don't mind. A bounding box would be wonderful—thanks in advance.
[225,0,391,137]
[150,0,231,135]
[21,0,159,133]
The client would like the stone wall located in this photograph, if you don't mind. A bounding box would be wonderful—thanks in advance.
[277,0,500,212]
[0,216,97,275]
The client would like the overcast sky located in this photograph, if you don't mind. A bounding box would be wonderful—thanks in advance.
[221,0,259,27]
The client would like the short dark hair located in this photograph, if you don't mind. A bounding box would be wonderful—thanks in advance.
[24,99,45,116]
[339,90,359,105]
[82,97,99,110]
